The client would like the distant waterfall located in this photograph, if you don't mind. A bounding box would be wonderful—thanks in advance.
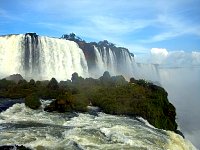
[92,46,117,76]
[0,34,89,81]
[132,63,160,83]
[92,45,159,82]
[92,45,135,78]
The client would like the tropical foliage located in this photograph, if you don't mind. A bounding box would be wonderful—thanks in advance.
[0,72,177,131]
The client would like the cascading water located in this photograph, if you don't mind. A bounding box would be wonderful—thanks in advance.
[91,44,159,82]
[24,33,40,79]
[92,46,118,77]
[132,63,160,83]
[0,34,89,81]
[39,36,88,80]
[0,101,196,150]
[0,33,160,82]
[93,46,105,74]
[0,34,25,78]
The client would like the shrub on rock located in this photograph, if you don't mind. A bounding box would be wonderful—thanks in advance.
[47,78,59,90]
[44,92,74,112]
[25,93,41,109]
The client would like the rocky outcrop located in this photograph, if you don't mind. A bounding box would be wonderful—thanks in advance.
[44,93,74,112]
[0,145,31,150]
[5,74,24,83]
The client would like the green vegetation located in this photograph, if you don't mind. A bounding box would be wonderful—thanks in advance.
[91,79,177,131]
[25,93,41,109]
[0,72,177,131]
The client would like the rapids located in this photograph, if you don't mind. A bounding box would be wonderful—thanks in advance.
[0,101,196,150]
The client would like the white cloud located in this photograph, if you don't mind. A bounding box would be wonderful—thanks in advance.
[149,48,169,64]
[151,48,168,57]
[148,48,200,67]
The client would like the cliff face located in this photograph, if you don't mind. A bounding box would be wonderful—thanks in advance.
[61,33,135,77]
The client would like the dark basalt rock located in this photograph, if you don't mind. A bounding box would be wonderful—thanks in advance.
[0,145,31,150]
[44,94,73,112]
[0,98,24,112]
[87,106,101,116]
[175,130,185,138]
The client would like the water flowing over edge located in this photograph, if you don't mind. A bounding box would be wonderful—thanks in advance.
[0,34,89,81]
[0,34,159,82]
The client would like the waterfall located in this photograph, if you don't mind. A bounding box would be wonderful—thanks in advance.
[132,63,160,83]
[0,34,89,81]
[0,34,25,78]
[93,46,105,75]
[92,45,137,79]
[92,46,117,76]
[91,43,160,82]
[24,33,40,79]
[108,48,117,73]
[39,36,88,80]
[0,33,160,83]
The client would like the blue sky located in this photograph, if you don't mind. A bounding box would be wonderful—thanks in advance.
[0,0,200,57]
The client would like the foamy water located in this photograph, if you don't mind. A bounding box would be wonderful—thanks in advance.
[0,101,196,150]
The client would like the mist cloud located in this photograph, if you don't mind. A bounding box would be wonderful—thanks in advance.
[142,48,200,148]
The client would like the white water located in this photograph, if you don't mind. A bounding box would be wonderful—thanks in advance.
[92,46,106,77]
[0,35,25,78]
[0,34,160,82]
[92,45,160,81]
[39,37,88,80]
[0,102,196,150]
[0,35,88,81]
[92,46,118,77]
[133,63,160,82]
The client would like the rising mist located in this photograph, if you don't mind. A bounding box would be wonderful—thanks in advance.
[138,48,200,148]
